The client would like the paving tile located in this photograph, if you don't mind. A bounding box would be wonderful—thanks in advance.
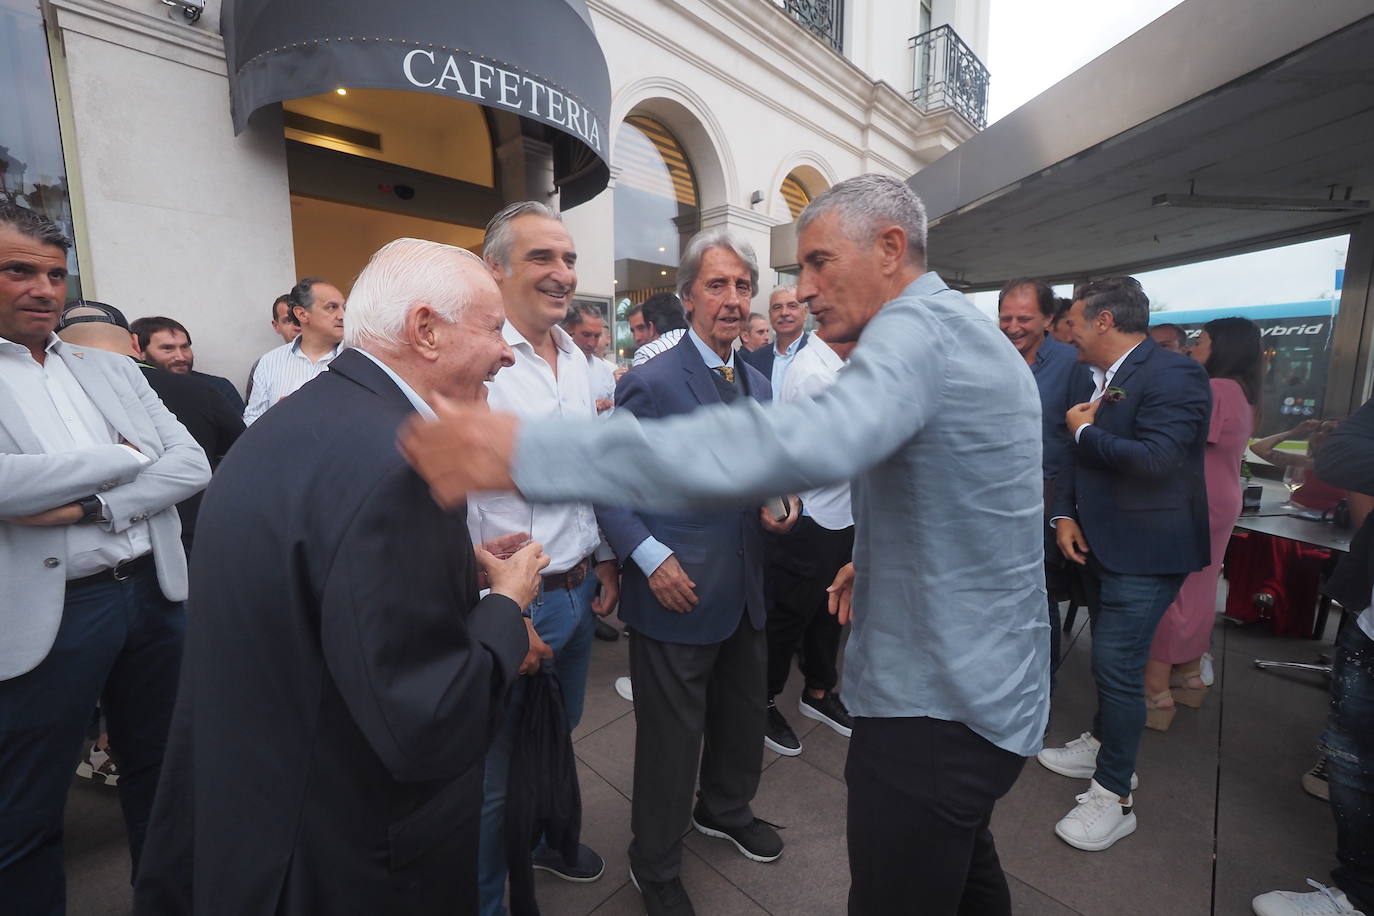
[1008,874,1088,916]
[587,846,771,915]
[574,704,638,800]
[535,763,634,916]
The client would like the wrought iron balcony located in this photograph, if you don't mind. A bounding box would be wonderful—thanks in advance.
[783,0,843,53]
[909,24,990,129]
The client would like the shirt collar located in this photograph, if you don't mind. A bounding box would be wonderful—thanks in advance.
[687,327,733,370]
[774,331,806,358]
[0,333,61,357]
[288,337,343,360]
[353,348,436,419]
[502,320,576,356]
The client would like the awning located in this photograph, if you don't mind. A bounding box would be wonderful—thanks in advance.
[222,0,612,208]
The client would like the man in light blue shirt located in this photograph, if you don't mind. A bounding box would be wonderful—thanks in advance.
[400,175,1050,916]
[740,286,809,395]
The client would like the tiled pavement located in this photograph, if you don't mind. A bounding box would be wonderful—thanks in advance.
[66,592,1342,915]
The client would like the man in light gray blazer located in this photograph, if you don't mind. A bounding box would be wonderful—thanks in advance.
[401,175,1051,916]
[0,203,211,914]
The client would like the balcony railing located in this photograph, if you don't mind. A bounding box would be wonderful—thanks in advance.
[909,24,989,129]
[783,0,843,53]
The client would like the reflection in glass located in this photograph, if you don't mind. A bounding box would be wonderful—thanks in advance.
[1,0,81,297]
[612,115,699,363]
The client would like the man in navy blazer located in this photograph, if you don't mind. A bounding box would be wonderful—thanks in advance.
[1039,276,1211,853]
[597,229,783,916]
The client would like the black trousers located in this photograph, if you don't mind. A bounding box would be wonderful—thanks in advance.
[628,614,766,881]
[846,717,1026,916]
[764,519,855,699]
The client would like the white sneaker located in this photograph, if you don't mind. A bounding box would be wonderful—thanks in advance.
[615,677,633,703]
[1253,880,1366,915]
[1054,779,1137,851]
[1037,732,1139,788]
[1200,652,1216,687]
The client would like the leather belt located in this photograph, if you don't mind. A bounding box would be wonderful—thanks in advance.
[542,556,592,592]
[67,553,155,590]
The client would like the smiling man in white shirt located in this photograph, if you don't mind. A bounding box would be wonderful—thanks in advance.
[472,202,622,911]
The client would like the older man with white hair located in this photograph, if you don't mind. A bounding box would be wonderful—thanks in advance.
[134,238,550,916]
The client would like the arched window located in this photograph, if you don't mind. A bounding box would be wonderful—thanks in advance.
[779,172,812,220]
[612,114,700,361]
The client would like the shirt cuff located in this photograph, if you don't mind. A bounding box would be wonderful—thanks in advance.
[1049,515,1071,528]
[1073,422,1093,443]
[631,537,673,576]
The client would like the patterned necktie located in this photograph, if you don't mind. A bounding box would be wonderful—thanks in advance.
[714,366,735,384]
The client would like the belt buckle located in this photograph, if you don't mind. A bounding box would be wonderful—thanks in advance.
[111,559,134,581]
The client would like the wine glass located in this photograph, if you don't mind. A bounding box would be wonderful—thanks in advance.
[469,497,539,606]
[1281,466,1306,510]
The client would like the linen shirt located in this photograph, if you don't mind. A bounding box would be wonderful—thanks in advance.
[243,339,345,425]
[779,338,853,530]
[514,272,1050,756]
[0,334,152,577]
[631,328,686,367]
[469,322,609,574]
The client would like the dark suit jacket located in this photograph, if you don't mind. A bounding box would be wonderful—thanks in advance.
[1050,337,1213,576]
[134,350,529,916]
[138,363,244,555]
[597,335,770,644]
[1317,396,1374,612]
[739,330,809,382]
[190,370,246,413]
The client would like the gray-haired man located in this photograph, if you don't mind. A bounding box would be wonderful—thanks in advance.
[400,174,1050,915]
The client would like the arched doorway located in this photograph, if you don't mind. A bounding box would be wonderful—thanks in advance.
[611,114,701,361]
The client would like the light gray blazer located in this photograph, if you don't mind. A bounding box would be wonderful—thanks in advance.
[0,343,211,680]
[515,272,1051,756]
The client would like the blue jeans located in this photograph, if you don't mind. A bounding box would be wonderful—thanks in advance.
[477,573,598,916]
[1085,563,1185,798]
[0,566,184,916]
[1322,618,1374,911]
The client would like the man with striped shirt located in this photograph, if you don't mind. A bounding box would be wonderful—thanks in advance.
[628,293,688,367]
[243,278,345,425]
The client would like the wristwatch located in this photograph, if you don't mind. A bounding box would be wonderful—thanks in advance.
[76,495,105,524]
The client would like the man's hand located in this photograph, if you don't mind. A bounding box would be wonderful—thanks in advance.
[477,540,550,609]
[591,560,620,617]
[474,532,531,589]
[519,618,554,676]
[399,399,521,510]
[1291,419,1322,438]
[648,555,698,614]
[1055,518,1090,565]
[613,367,628,382]
[595,398,614,413]
[759,496,801,534]
[11,503,83,527]
[826,562,855,625]
[1065,400,1101,437]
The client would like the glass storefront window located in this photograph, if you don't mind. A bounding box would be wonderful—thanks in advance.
[1,0,81,297]
[612,115,699,363]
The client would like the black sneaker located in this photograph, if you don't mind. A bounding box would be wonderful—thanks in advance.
[594,620,620,642]
[629,866,696,916]
[690,803,783,863]
[799,692,853,738]
[763,702,802,756]
[531,843,605,882]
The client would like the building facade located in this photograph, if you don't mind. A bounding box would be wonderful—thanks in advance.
[4,0,989,386]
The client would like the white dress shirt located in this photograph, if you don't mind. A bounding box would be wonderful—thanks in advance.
[631,328,686,367]
[0,335,152,577]
[586,352,617,415]
[780,339,854,530]
[1073,340,1143,443]
[243,338,345,425]
[468,322,610,573]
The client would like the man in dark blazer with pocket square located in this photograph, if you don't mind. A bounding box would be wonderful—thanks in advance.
[597,230,783,916]
[1038,276,1212,854]
[133,239,546,916]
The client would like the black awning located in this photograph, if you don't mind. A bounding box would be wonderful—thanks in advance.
[223,0,611,208]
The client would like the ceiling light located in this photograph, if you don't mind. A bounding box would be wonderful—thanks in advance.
[1151,192,1369,213]
[658,246,666,252]
[335,87,348,96]
[659,270,667,276]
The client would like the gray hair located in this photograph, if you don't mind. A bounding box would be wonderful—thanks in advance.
[1073,276,1151,334]
[343,238,483,349]
[797,174,927,265]
[770,286,797,299]
[483,200,561,272]
[677,229,759,300]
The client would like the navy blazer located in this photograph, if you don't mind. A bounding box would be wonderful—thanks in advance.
[739,331,808,381]
[597,335,770,644]
[1050,337,1213,576]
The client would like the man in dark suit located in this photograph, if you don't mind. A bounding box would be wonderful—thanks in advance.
[598,230,785,916]
[1039,276,1212,852]
[134,239,547,916]
[740,285,809,390]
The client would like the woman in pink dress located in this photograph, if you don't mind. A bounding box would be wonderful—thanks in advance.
[1144,317,1261,730]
